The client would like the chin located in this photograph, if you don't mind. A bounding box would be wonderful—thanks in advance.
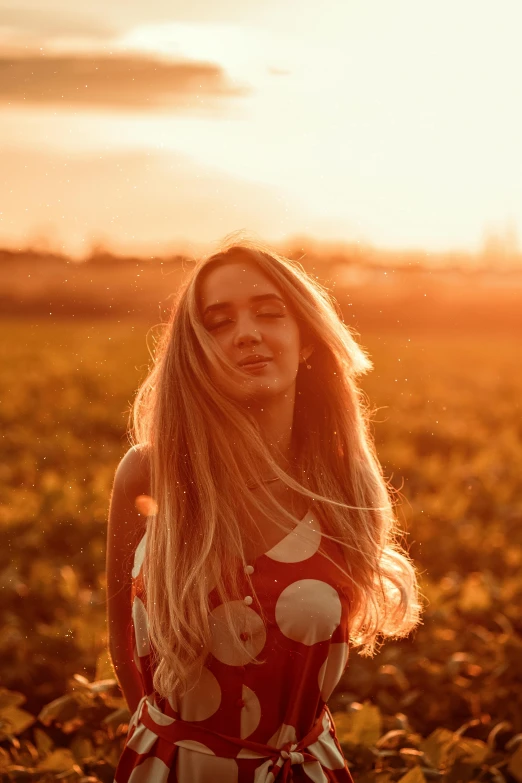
[242,377,295,401]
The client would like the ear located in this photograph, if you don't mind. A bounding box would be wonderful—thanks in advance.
[299,344,314,363]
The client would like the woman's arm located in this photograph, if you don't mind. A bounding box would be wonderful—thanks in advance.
[106,445,151,714]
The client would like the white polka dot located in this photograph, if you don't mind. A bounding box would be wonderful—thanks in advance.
[147,703,175,726]
[302,760,330,781]
[132,596,151,656]
[275,580,342,645]
[307,730,346,770]
[132,532,147,579]
[318,643,350,701]
[240,685,261,738]
[236,748,265,759]
[254,759,277,783]
[176,742,238,782]
[265,512,321,563]
[128,756,169,783]
[209,601,266,666]
[178,667,222,721]
[126,725,158,755]
[177,740,214,753]
[266,723,297,749]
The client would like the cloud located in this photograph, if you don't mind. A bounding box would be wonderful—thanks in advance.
[0,7,116,39]
[0,53,249,109]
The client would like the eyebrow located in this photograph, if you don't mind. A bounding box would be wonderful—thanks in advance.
[202,293,286,316]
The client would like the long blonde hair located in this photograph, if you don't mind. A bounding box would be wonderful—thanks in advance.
[131,234,421,699]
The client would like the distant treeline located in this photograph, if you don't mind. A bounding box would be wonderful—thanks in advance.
[1,247,521,334]
[1,241,522,270]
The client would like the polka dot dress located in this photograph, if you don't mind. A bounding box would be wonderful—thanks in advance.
[114,508,354,782]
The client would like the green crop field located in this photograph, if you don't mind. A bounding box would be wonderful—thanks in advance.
[1,317,521,782]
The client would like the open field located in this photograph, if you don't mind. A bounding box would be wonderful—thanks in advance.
[0,316,521,782]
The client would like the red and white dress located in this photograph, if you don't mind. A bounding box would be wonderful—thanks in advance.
[114,508,355,782]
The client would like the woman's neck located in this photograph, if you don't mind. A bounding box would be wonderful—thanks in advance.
[243,387,296,473]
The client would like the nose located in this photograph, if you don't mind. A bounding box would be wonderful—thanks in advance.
[233,313,262,348]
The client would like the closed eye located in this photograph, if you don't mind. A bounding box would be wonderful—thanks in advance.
[207,313,284,331]
[207,319,233,331]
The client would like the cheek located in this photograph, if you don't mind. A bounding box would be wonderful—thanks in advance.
[274,341,299,378]
[272,331,301,367]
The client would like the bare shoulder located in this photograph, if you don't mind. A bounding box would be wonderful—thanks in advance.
[113,443,151,500]
[107,444,152,560]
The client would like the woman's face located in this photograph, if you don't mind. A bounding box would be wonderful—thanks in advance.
[199,260,308,403]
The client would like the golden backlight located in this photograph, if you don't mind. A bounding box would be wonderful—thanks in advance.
[0,1,521,256]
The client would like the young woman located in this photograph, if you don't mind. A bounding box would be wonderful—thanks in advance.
[107,237,421,782]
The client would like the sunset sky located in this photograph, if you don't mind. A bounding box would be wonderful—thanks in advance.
[1,0,521,258]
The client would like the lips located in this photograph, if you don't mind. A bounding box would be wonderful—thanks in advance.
[237,354,272,367]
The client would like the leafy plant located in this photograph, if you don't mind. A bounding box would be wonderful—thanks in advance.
[1,315,520,781]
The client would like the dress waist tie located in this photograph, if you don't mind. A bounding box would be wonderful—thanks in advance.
[130,694,338,782]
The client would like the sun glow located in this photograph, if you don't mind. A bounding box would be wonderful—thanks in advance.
[1,1,522,254]
[117,22,290,86]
